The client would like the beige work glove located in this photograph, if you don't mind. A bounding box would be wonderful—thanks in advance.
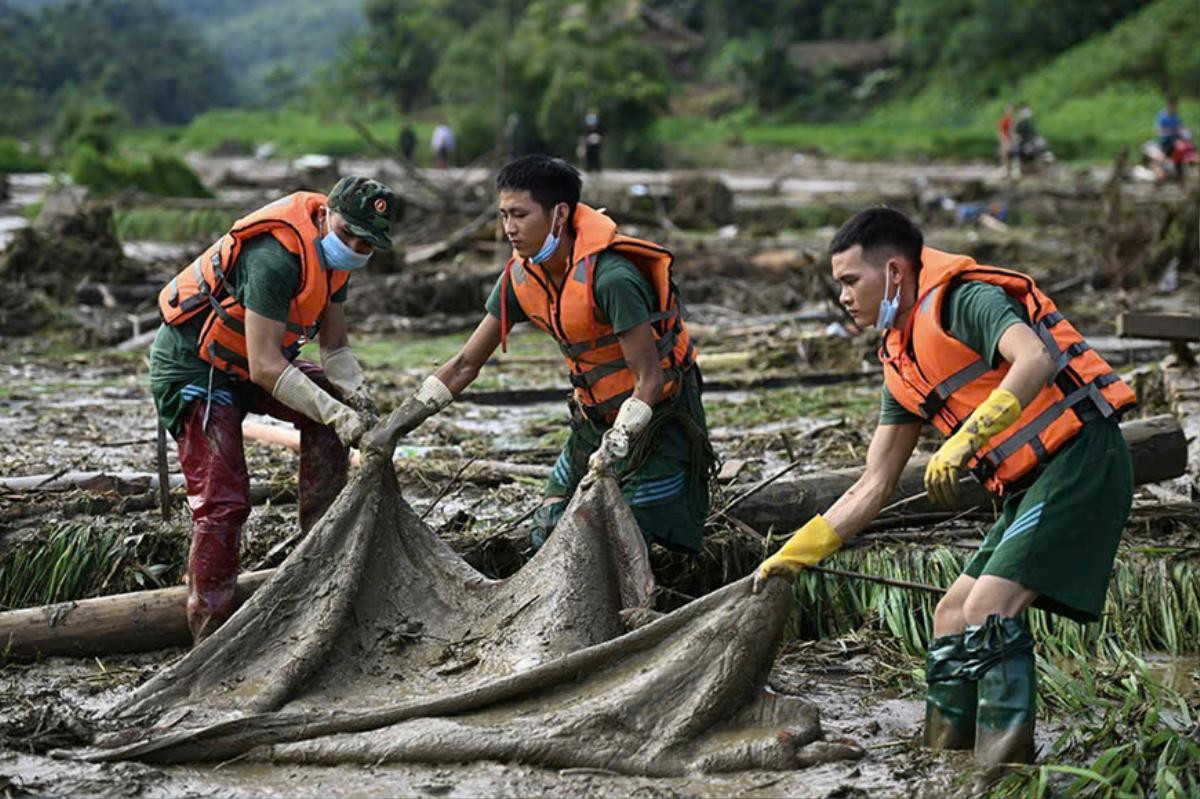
[924,388,1021,507]
[413,374,454,414]
[752,515,842,593]
[587,396,653,475]
[321,346,377,418]
[272,363,366,447]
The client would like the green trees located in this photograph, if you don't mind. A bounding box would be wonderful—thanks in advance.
[1,0,231,129]
[341,0,672,165]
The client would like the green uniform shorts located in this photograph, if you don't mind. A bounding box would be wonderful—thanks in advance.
[534,369,713,553]
[964,417,1133,623]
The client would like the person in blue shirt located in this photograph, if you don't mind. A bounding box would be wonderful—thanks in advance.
[1156,96,1182,157]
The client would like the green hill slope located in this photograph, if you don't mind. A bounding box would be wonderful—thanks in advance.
[165,0,363,103]
[874,0,1198,158]
[10,0,362,104]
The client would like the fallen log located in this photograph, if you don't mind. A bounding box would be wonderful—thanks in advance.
[0,570,272,659]
[459,369,876,406]
[727,415,1187,534]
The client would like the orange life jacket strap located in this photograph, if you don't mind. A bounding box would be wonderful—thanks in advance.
[499,258,514,353]
[585,254,597,349]
[207,339,250,374]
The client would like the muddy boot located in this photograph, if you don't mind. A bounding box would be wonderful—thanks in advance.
[298,417,349,534]
[923,633,976,750]
[964,615,1036,768]
[186,528,241,643]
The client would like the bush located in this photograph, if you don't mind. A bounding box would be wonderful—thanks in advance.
[0,138,45,173]
[67,145,211,198]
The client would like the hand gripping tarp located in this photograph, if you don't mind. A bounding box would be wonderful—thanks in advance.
[74,401,848,775]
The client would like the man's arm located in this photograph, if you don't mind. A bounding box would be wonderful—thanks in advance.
[245,309,291,392]
[435,314,503,396]
[824,421,923,545]
[318,301,351,353]
[248,308,364,445]
[616,320,663,406]
[922,320,1055,507]
[994,322,1056,407]
[754,421,921,590]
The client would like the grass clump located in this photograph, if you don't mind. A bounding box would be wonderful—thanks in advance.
[0,521,186,611]
[0,138,46,173]
[68,146,211,198]
[113,207,234,243]
[992,653,1199,798]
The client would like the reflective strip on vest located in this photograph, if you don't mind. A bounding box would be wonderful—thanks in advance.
[980,373,1119,471]
[584,364,689,421]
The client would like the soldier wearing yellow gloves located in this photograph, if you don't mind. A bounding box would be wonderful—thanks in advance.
[755,208,1136,769]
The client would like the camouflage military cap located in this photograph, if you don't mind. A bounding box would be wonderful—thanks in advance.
[327,176,400,250]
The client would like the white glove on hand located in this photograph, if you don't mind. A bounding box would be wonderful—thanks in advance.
[321,346,376,416]
[414,374,454,412]
[587,396,653,474]
[272,363,365,447]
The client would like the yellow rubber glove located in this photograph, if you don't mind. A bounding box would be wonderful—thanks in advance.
[924,388,1022,507]
[752,515,842,594]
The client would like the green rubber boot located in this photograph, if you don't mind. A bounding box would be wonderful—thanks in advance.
[923,633,977,750]
[963,615,1036,767]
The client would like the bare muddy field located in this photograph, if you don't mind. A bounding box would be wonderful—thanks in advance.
[1,156,1198,797]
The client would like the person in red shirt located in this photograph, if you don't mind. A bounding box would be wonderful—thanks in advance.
[997,104,1014,177]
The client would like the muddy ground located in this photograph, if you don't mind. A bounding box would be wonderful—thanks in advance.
[1,155,1198,797]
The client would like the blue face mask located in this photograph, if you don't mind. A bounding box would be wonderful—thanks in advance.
[876,267,902,330]
[319,216,372,271]
[529,206,565,265]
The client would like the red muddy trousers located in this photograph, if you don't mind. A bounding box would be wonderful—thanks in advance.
[175,362,349,642]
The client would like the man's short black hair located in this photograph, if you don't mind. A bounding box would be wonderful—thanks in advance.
[829,206,923,270]
[495,155,582,217]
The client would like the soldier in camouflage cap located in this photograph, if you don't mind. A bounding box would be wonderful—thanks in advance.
[327,175,401,250]
[149,173,400,643]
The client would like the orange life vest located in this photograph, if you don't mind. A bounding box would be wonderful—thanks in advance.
[157,192,348,380]
[499,204,696,423]
[880,247,1136,495]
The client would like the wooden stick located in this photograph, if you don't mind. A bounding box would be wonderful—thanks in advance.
[808,565,945,596]
[157,419,171,521]
[420,456,480,521]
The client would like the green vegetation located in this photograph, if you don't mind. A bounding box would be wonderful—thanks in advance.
[112,207,233,242]
[146,109,435,160]
[68,148,211,198]
[0,138,45,172]
[0,522,185,610]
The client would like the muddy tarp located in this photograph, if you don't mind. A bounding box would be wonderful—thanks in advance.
[73,401,838,775]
